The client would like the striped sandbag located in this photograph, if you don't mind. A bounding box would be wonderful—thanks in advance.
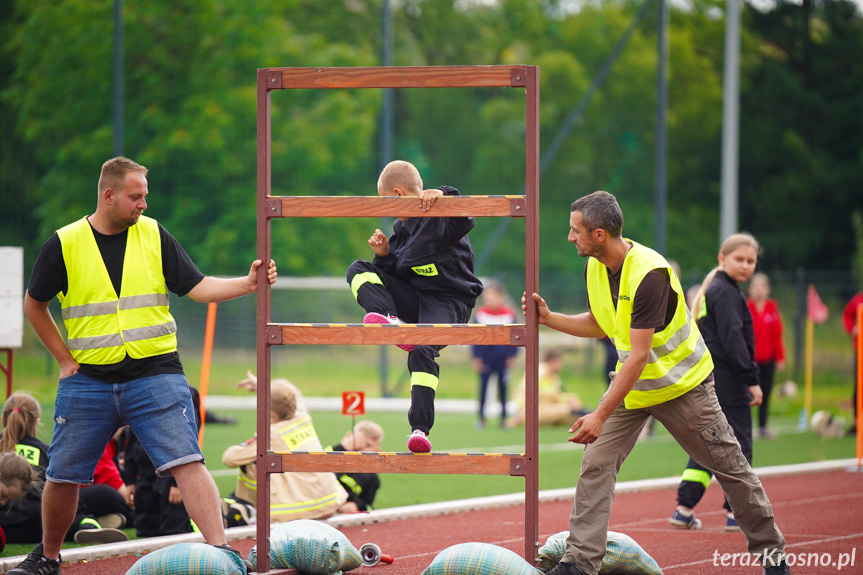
[125,543,246,575]
[248,519,362,574]
[421,542,540,575]
[537,531,663,575]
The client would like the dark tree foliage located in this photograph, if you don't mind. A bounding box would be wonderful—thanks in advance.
[1,0,861,280]
[739,0,863,271]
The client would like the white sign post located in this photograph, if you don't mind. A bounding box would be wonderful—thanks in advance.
[0,247,24,398]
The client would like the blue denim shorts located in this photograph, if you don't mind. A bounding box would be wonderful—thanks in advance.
[46,372,204,484]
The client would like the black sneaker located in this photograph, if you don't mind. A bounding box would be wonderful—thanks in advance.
[214,543,252,574]
[546,561,589,575]
[763,561,792,575]
[7,543,62,575]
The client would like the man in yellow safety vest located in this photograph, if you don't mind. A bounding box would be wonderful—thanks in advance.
[525,191,790,575]
[10,157,277,575]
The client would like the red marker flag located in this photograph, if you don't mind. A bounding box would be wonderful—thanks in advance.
[807,285,829,324]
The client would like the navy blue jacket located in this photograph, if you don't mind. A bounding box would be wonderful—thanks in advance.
[372,186,483,303]
[471,305,519,364]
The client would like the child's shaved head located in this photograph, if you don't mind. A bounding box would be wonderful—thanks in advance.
[378,160,423,195]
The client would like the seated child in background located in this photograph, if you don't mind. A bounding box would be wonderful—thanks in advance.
[119,386,202,538]
[77,436,135,530]
[236,370,308,412]
[0,394,48,474]
[346,160,483,453]
[0,451,38,523]
[325,420,384,513]
[510,348,590,427]
[0,452,36,551]
[0,392,127,545]
[222,379,347,523]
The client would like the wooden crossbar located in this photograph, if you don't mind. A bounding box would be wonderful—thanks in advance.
[266,323,525,347]
[266,66,528,90]
[267,195,526,218]
[272,451,527,476]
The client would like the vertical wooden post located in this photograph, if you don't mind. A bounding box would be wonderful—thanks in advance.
[0,349,12,399]
[523,65,541,565]
[256,67,275,574]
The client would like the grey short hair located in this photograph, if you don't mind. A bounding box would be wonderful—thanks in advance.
[571,191,623,237]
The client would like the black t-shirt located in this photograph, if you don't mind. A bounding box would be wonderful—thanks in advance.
[586,262,677,331]
[27,219,205,383]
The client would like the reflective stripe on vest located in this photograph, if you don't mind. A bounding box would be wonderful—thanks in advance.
[587,240,714,408]
[236,474,345,516]
[57,216,177,364]
[271,491,345,515]
[339,473,363,496]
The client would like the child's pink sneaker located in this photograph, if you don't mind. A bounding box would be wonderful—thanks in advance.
[363,312,415,352]
[407,430,432,453]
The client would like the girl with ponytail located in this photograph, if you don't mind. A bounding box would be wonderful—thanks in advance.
[689,233,760,321]
[0,393,127,545]
[0,393,47,473]
[671,232,764,532]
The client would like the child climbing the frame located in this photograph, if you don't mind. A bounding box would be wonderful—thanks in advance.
[346,160,483,452]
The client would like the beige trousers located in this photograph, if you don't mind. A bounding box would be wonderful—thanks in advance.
[563,379,785,574]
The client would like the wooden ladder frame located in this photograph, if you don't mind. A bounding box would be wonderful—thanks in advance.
[255,65,540,573]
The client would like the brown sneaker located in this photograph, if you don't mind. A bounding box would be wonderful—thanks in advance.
[73,527,128,545]
[95,513,127,529]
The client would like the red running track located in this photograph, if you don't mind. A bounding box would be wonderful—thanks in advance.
[32,469,863,574]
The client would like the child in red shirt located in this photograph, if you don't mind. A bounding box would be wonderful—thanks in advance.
[747,273,785,439]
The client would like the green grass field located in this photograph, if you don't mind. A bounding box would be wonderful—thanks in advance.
[21,403,860,509]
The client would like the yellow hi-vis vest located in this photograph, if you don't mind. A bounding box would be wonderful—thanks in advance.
[57,216,177,364]
[587,240,713,408]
